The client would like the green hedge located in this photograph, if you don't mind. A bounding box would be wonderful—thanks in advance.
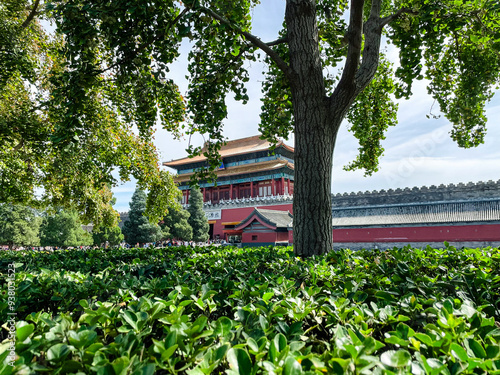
[1,245,499,374]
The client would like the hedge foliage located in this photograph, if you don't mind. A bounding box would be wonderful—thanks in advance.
[0,244,499,374]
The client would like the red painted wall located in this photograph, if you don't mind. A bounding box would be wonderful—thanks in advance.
[277,231,289,242]
[241,230,277,244]
[333,224,500,243]
[213,205,500,244]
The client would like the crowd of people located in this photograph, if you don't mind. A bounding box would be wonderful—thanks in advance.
[1,238,235,251]
[133,239,229,248]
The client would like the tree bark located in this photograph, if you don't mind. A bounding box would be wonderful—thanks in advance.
[293,115,340,256]
[286,0,339,256]
[284,0,385,256]
[21,0,40,30]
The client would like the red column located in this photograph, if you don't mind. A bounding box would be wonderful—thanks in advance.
[250,181,254,197]
[229,184,233,200]
[202,188,206,202]
[287,179,291,195]
[271,179,275,196]
[186,189,190,204]
[281,177,285,195]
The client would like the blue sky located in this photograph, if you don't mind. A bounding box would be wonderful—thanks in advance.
[112,1,500,212]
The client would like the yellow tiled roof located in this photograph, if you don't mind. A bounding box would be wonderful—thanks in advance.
[163,135,293,168]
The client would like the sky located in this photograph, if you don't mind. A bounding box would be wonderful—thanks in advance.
[112,1,500,212]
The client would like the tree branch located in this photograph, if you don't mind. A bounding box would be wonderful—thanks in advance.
[357,2,418,90]
[472,9,496,35]
[335,0,364,95]
[196,6,292,80]
[355,0,383,90]
[21,0,41,30]
[266,36,288,47]
[13,139,25,152]
[380,7,418,28]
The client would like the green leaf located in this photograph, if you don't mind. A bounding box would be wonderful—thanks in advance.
[414,333,433,346]
[214,316,233,339]
[165,331,177,348]
[215,344,229,361]
[396,323,414,339]
[137,364,156,375]
[465,338,487,358]
[263,292,274,302]
[16,322,34,341]
[226,348,252,375]
[61,360,83,373]
[450,343,468,362]
[247,337,260,352]
[374,290,396,302]
[68,329,98,349]
[486,345,499,359]
[47,343,71,362]
[380,350,412,368]
[230,44,241,57]
[259,315,269,331]
[397,315,411,322]
[269,333,289,364]
[284,356,303,375]
[122,310,139,330]
[111,356,130,375]
[162,344,178,361]
[274,333,287,352]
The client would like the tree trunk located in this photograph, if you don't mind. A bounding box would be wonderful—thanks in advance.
[285,0,381,256]
[286,0,339,256]
[293,116,339,256]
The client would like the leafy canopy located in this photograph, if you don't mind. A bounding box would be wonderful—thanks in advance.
[42,0,499,170]
[160,205,193,241]
[0,0,181,226]
[2,0,499,227]
[92,224,124,247]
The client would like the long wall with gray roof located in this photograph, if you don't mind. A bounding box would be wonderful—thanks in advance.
[331,180,500,207]
[331,180,500,225]
[330,180,500,250]
[119,180,500,248]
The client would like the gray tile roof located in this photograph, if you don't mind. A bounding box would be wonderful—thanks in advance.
[332,199,500,227]
[253,208,293,228]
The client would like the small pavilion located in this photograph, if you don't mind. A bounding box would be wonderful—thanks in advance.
[234,208,292,247]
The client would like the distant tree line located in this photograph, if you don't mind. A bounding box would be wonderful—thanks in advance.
[0,186,210,249]
[122,187,209,245]
[0,204,94,249]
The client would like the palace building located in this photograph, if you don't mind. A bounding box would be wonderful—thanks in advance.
[163,135,500,249]
[163,135,294,243]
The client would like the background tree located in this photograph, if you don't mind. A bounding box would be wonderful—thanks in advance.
[6,0,500,255]
[187,188,209,243]
[0,0,181,227]
[122,188,163,245]
[92,189,125,247]
[0,203,41,249]
[160,207,193,241]
[92,225,124,248]
[40,208,93,247]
